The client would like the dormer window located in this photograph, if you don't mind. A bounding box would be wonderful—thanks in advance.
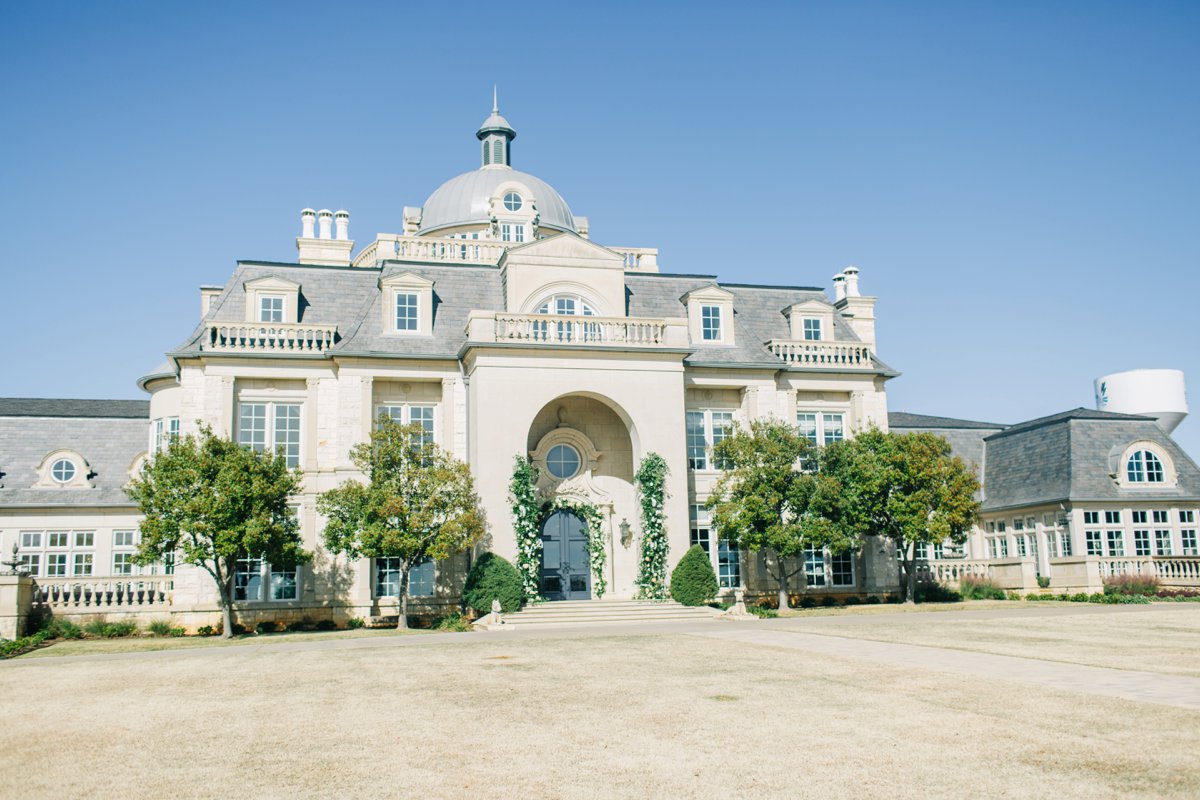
[259,295,284,323]
[537,295,597,316]
[803,318,822,341]
[701,305,723,341]
[50,458,76,484]
[380,272,434,336]
[503,192,523,212]
[1127,450,1165,483]
[395,292,419,331]
[501,223,525,243]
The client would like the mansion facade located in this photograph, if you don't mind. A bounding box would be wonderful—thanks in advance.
[2,103,1197,632]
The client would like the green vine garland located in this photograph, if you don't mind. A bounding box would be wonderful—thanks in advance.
[508,456,609,600]
[509,456,543,601]
[634,452,670,600]
[543,496,607,599]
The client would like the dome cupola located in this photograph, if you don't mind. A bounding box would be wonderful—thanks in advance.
[477,87,516,168]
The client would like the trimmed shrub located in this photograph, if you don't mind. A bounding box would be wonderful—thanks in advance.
[915,582,961,603]
[169,627,186,637]
[959,575,1006,601]
[197,625,217,636]
[148,619,174,637]
[1036,576,1051,589]
[669,545,720,607]
[1070,592,1089,603]
[1103,574,1160,596]
[347,618,365,629]
[463,552,525,614]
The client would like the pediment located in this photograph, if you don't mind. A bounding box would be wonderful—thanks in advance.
[244,276,300,293]
[501,232,625,269]
[681,284,735,303]
[379,271,435,290]
[785,299,835,315]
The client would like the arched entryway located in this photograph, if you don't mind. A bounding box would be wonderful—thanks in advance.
[540,509,592,600]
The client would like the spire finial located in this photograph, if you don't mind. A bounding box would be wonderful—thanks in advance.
[492,85,498,115]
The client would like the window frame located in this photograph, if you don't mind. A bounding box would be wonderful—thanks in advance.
[394,291,419,332]
[237,401,303,468]
[700,304,723,341]
[258,294,285,323]
[686,409,735,471]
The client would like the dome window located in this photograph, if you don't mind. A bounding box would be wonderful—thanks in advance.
[503,192,523,212]
[50,458,77,484]
[546,444,581,480]
[1127,450,1165,483]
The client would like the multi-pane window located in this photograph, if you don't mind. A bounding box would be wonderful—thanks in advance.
[831,552,855,587]
[113,530,136,547]
[1153,510,1169,524]
[113,553,136,575]
[1106,530,1125,556]
[19,554,40,576]
[1013,518,1025,532]
[1182,530,1198,556]
[1059,532,1073,557]
[1104,511,1121,525]
[1014,536,1027,557]
[259,295,284,323]
[689,504,711,554]
[1182,510,1196,524]
[47,553,67,577]
[395,292,418,331]
[796,412,845,446]
[1155,530,1173,556]
[500,223,525,243]
[234,557,263,602]
[377,404,436,446]
[238,402,301,468]
[1127,451,1165,483]
[1134,530,1151,556]
[997,537,1009,557]
[152,417,180,453]
[804,545,826,587]
[1085,530,1102,555]
[75,531,93,548]
[1132,511,1147,524]
[802,318,822,341]
[1084,511,1100,525]
[700,305,722,341]
[374,557,434,598]
[270,565,297,600]
[73,553,93,576]
[49,531,69,548]
[50,459,76,483]
[717,541,741,588]
[686,410,733,471]
[21,531,42,549]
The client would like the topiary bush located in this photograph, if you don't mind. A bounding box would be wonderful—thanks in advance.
[463,552,525,614]
[669,545,719,607]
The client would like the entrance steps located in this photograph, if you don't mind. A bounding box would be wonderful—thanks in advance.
[491,598,721,629]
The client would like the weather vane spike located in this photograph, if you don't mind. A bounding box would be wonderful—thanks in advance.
[492,85,498,114]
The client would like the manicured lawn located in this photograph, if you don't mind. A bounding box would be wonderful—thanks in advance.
[1,606,1198,799]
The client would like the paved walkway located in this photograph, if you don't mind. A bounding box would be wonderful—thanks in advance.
[689,624,1200,710]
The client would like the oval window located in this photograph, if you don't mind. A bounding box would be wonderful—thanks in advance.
[546,444,581,480]
[503,191,523,212]
[50,458,77,484]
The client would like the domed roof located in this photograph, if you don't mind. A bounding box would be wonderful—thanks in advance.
[418,167,577,235]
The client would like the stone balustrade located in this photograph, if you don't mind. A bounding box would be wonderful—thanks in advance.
[203,322,337,353]
[915,559,991,584]
[353,234,659,270]
[767,340,875,369]
[1097,556,1200,586]
[32,576,174,610]
[921,555,1200,595]
[467,312,690,349]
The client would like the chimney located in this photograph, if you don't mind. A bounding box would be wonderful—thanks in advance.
[297,206,354,266]
[334,210,350,241]
[317,209,333,240]
[832,272,847,302]
[843,265,861,297]
[301,208,316,239]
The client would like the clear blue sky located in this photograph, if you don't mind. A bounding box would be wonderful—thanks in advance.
[2,1,1197,454]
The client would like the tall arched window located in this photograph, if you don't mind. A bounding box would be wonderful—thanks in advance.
[1127,450,1165,483]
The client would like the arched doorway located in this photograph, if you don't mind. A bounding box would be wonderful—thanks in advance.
[540,509,592,600]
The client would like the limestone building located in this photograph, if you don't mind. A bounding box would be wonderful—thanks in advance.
[0,103,900,627]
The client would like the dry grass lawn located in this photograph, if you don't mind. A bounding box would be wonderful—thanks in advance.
[2,608,1198,799]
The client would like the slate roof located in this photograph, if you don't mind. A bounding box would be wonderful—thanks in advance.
[888,412,1007,430]
[181,258,896,374]
[0,398,149,419]
[0,404,147,508]
[980,408,1200,510]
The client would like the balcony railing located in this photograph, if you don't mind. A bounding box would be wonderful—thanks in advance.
[32,576,174,610]
[1098,556,1200,585]
[353,234,660,271]
[467,312,690,348]
[767,340,875,369]
[202,323,338,354]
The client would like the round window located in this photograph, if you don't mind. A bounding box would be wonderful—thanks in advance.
[546,444,581,480]
[50,458,76,484]
[503,191,523,212]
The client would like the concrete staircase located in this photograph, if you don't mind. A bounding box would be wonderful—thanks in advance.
[490,598,721,629]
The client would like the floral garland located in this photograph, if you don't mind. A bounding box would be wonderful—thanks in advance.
[634,452,670,600]
[508,456,543,601]
[543,496,607,599]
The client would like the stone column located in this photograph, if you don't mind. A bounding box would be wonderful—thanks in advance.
[305,378,320,472]
[0,575,34,639]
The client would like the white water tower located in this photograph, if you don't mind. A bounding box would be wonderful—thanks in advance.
[1094,369,1189,434]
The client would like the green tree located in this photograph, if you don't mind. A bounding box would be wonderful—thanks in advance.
[318,418,486,628]
[822,428,980,603]
[126,425,308,639]
[707,419,851,610]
